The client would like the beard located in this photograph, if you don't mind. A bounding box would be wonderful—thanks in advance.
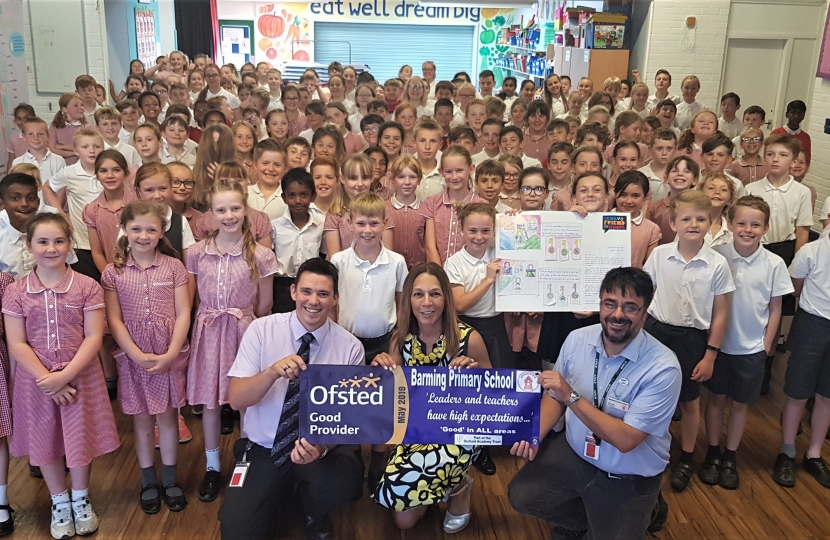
[602,317,635,344]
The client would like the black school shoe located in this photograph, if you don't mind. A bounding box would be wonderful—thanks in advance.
[698,456,721,485]
[719,460,739,490]
[305,515,334,540]
[473,447,497,475]
[198,470,222,502]
[28,464,42,478]
[802,456,830,489]
[139,484,161,515]
[0,505,14,537]
[669,461,694,492]
[772,453,796,487]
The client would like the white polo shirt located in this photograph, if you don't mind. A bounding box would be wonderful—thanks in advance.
[643,241,735,330]
[521,154,542,168]
[248,184,287,221]
[160,147,196,167]
[704,216,732,248]
[820,197,830,239]
[205,87,240,109]
[714,243,793,354]
[745,176,813,244]
[104,140,141,168]
[416,160,444,202]
[331,244,408,338]
[270,207,325,277]
[790,235,830,320]
[638,163,668,202]
[675,101,707,131]
[12,151,66,185]
[718,117,743,140]
[119,127,135,146]
[646,93,681,112]
[444,246,496,318]
[48,162,102,250]
[472,150,501,166]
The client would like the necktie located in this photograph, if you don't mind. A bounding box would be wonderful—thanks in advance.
[271,332,315,467]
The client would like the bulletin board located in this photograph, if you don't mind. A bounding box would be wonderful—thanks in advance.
[219,20,255,68]
[28,0,89,93]
[135,7,157,70]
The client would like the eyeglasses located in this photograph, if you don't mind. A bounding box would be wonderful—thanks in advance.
[172,179,195,189]
[601,301,643,314]
[153,88,168,95]
[243,116,259,124]
[363,126,380,133]
[205,73,219,79]
[409,85,425,90]
[600,101,612,107]
[741,136,762,143]
[505,172,519,179]
[459,93,476,99]
[520,186,548,195]
[283,97,298,102]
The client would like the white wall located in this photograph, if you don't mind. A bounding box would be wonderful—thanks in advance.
[22,0,109,114]
[803,0,830,223]
[105,0,130,93]
[628,0,653,77]
[217,1,255,20]
[158,0,177,54]
[641,0,730,108]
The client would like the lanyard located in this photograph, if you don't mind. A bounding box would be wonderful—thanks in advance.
[592,351,629,445]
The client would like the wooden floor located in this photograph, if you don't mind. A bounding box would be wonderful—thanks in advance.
[8,345,830,539]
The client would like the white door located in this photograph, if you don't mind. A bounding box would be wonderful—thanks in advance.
[721,39,786,130]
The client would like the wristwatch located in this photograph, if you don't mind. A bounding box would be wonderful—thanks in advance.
[565,390,581,407]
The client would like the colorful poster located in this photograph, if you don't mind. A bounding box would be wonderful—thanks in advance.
[300,365,542,446]
[0,0,29,176]
[496,211,631,312]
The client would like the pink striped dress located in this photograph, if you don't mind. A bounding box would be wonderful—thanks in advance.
[630,215,662,268]
[420,191,487,264]
[192,208,272,244]
[186,238,278,408]
[2,269,119,467]
[83,188,136,264]
[0,272,15,439]
[101,253,190,415]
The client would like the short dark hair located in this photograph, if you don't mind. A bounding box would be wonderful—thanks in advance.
[434,98,454,113]
[744,105,765,119]
[721,92,740,106]
[656,99,677,113]
[360,114,385,129]
[526,99,551,120]
[600,267,654,309]
[281,167,316,196]
[481,118,504,130]
[547,141,574,161]
[702,133,734,154]
[786,100,807,114]
[614,170,650,197]
[0,173,38,199]
[203,110,226,124]
[137,91,160,108]
[500,125,523,142]
[479,70,495,80]
[166,104,191,122]
[295,257,339,293]
[305,100,326,117]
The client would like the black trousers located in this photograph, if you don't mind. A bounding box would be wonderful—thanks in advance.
[459,313,515,368]
[508,431,662,540]
[218,438,364,540]
[272,276,296,314]
[357,331,392,365]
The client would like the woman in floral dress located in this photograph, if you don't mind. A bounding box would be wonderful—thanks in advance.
[372,262,491,533]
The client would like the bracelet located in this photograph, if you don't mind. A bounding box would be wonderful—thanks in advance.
[319,445,330,459]
[706,344,721,353]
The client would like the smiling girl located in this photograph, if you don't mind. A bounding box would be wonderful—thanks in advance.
[614,171,661,267]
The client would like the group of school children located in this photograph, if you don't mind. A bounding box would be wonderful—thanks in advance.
[0,50,827,539]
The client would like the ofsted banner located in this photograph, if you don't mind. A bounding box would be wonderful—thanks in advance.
[299,365,542,446]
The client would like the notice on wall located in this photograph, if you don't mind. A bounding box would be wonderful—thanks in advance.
[495,211,631,312]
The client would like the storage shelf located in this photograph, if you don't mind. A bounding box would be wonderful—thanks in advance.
[503,44,547,54]
[499,66,547,79]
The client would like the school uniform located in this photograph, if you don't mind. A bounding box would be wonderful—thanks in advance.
[821,197,830,239]
[499,191,522,211]
[205,87,241,110]
[784,236,830,400]
[472,149,501,166]
[49,162,103,279]
[2,269,119,468]
[270,207,324,313]
[0,272,13,440]
[100,252,190,415]
[771,125,812,162]
[247,184,287,221]
[645,196,674,245]
[646,93,681,112]
[82,188,137,264]
[299,128,314,144]
[348,111,364,134]
[727,159,768,186]
[119,127,136,146]
[323,211,395,253]
[287,112,308,138]
[386,196,426,269]
[522,131,549,163]
[12,150,66,185]
[5,129,26,160]
[192,207,272,244]
[521,154,542,168]
[643,241,735,402]
[638,163,669,202]
[0,208,78,280]
[186,238,278,409]
[49,121,85,165]
[704,216,732,249]
[415,162,444,202]
[421,190,487,264]
[343,131,365,155]
[267,96,283,112]
[104,139,142,167]
[629,212,662,268]
[331,244,408,363]
[675,101,707,131]
[444,247,514,368]
[718,117,743,140]
[160,146,197,167]
[708,243,793,403]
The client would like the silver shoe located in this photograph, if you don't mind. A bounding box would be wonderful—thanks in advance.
[443,475,473,534]
[50,501,75,540]
[71,497,99,536]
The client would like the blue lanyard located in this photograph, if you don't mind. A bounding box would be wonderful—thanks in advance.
[592,351,629,445]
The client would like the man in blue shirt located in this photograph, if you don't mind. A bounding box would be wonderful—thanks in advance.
[508,267,681,540]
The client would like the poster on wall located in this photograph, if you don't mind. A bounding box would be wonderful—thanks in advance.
[495,212,631,313]
[818,5,830,79]
[0,0,29,176]
[135,7,157,71]
[254,2,531,84]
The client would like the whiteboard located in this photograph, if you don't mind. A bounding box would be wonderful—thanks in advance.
[29,0,89,94]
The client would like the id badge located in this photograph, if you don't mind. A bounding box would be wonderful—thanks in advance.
[584,435,600,460]
[229,462,250,488]
[607,397,630,412]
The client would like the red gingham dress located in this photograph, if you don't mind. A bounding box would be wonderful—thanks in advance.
[0,272,16,438]
[83,188,136,264]
[2,269,119,468]
[191,208,272,243]
[420,191,487,265]
[101,253,190,415]
[186,238,277,409]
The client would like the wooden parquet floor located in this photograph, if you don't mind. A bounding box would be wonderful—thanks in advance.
[7,347,830,540]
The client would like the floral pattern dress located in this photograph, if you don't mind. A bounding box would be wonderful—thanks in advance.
[373,323,479,511]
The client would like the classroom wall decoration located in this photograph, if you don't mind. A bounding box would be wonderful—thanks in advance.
[134,7,157,71]
[254,2,532,78]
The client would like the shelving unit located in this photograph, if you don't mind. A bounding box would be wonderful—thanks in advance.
[494,28,551,82]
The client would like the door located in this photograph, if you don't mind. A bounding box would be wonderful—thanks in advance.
[721,39,786,129]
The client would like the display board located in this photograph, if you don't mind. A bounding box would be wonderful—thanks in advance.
[28,0,88,94]
[495,211,631,312]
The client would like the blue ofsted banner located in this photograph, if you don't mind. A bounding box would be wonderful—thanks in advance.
[299,366,542,446]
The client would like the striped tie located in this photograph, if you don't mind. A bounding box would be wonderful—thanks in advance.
[270,332,315,467]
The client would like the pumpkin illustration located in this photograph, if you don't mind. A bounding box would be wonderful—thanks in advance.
[259,14,285,39]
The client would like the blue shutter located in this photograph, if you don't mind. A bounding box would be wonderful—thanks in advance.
[314,22,475,82]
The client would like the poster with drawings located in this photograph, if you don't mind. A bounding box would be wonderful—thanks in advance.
[495,212,631,312]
